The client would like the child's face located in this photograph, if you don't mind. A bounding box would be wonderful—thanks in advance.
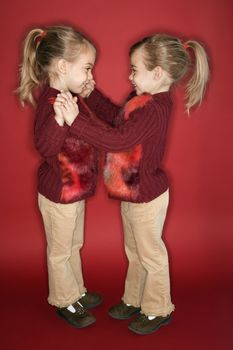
[129,47,157,95]
[63,45,96,94]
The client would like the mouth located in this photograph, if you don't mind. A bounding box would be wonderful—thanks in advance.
[80,82,88,92]
[132,84,141,95]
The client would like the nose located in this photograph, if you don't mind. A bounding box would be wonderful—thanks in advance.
[129,72,133,81]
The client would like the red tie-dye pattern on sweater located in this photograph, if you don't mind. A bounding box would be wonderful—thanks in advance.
[58,137,97,202]
[104,94,153,201]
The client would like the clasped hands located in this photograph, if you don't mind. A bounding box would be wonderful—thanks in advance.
[54,79,95,126]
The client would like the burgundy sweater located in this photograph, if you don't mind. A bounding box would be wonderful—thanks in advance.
[34,86,115,203]
[70,89,173,203]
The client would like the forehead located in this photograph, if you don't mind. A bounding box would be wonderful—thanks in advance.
[77,44,96,64]
[130,47,145,66]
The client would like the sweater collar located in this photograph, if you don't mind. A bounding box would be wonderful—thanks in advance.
[152,90,173,105]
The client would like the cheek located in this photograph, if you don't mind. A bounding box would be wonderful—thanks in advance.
[135,74,143,86]
[75,71,87,86]
[82,71,88,81]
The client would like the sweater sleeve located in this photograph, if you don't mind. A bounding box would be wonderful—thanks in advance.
[70,102,163,152]
[34,102,69,157]
[84,88,121,126]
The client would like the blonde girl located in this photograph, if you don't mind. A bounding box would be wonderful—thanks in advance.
[55,33,209,335]
[17,25,106,329]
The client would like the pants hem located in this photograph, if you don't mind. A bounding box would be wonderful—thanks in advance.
[141,304,175,317]
[122,297,141,308]
[48,291,87,308]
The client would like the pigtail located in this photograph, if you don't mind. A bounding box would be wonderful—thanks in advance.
[17,26,95,107]
[131,34,210,114]
[17,29,44,107]
[184,40,209,113]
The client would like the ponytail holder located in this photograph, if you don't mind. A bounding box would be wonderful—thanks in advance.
[183,42,190,50]
[35,31,47,46]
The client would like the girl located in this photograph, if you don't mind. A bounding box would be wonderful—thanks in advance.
[17,25,111,329]
[55,33,209,335]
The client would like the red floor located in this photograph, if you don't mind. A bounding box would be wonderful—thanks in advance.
[1,267,232,350]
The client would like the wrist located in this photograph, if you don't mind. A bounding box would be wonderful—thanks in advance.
[65,120,73,126]
[54,115,64,126]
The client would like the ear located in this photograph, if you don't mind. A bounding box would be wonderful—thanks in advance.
[57,59,69,75]
[153,66,163,80]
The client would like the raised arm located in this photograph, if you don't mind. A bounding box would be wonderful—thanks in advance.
[70,99,165,152]
[84,88,121,126]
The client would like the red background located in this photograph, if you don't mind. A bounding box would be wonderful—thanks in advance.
[1,0,233,349]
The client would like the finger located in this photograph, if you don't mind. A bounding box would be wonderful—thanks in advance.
[57,93,70,104]
[65,91,73,99]
[60,91,73,101]
[54,100,64,107]
[64,101,77,113]
[55,96,67,104]
[62,102,71,111]
[60,104,68,115]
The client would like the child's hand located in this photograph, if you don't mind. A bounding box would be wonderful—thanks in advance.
[79,79,96,98]
[55,91,79,126]
[53,98,65,126]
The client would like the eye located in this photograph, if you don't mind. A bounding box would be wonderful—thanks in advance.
[131,68,136,75]
[85,67,90,72]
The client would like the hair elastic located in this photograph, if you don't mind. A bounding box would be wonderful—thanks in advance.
[183,42,190,50]
[35,31,47,46]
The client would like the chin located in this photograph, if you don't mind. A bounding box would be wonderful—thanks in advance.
[71,88,82,95]
[134,87,145,96]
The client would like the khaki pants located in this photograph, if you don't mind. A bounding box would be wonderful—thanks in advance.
[38,194,86,308]
[121,190,175,316]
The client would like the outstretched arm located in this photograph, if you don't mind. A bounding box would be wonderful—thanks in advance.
[70,100,161,152]
[82,82,121,126]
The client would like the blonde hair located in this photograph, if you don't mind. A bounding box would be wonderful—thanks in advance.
[17,25,95,106]
[130,34,209,113]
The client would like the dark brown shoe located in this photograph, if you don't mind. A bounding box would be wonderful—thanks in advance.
[128,313,172,335]
[78,292,103,309]
[56,301,96,328]
[108,301,141,320]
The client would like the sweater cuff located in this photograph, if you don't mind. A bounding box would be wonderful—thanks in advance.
[85,89,103,108]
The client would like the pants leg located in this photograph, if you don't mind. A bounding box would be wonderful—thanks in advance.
[38,194,86,307]
[121,202,147,307]
[123,190,175,316]
[69,200,86,295]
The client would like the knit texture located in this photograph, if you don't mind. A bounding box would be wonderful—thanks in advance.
[71,90,173,203]
[34,85,99,203]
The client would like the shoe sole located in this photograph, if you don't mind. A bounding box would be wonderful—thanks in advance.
[56,311,96,329]
[108,309,141,320]
[128,317,171,335]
